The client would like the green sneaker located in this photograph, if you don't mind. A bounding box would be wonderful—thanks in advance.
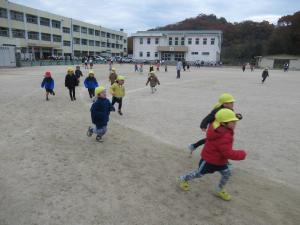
[215,189,231,201]
[178,178,190,191]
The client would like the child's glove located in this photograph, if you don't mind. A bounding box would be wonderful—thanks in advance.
[236,113,243,120]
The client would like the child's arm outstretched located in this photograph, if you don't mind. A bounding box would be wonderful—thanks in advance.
[219,139,247,161]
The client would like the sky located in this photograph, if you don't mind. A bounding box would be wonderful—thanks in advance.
[11,0,300,35]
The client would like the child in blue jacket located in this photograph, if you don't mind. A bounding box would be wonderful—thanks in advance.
[41,71,55,101]
[84,70,99,99]
[87,86,111,142]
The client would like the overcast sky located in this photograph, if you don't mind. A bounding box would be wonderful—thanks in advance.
[11,0,300,35]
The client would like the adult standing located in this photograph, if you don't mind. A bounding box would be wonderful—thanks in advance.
[176,60,182,79]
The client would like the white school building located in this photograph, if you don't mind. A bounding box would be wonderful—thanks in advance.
[132,30,222,63]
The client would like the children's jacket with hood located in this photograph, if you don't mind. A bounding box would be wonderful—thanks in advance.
[84,77,99,89]
[41,77,54,90]
[201,124,246,166]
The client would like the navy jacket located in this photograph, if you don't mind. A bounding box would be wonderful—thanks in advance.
[84,77,99,89]
[75,69,83,79]
[41,77,54,90]
[65,74,78,88]
[91,98,111,128]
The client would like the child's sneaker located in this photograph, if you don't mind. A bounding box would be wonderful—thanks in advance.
[96,135,103,142]
[214,189,231,201]
[118,110,123,116]
[87,126,93,137]
[188,144,195,154]
[177,177,189,191]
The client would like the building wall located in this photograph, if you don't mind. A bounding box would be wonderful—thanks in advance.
[132,31,221,62]
[289,59,300,70]
[0,0,127,58]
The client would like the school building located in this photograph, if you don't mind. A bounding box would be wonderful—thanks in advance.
[131,30,222,63]
[0,0,127,60]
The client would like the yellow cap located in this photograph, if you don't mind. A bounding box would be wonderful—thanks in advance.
[67,67,74,72]
[150,71,155,75]
[117,75,125,81]
[88,70,95,75]
[213,108,239,129]
[95,86,105,95]
[214,93,235,109]
[112,68,116,71]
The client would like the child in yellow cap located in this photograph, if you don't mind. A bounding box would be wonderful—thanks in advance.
[146,71,160,93]
[84,70,99,100]
[188,93,242,154]
[179,108,247,201]
[110,75,125,115]
[109,68,118,85]
[87,86,111,142]
[65,67,78,101]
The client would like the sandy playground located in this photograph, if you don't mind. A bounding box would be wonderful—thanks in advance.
[0,64,299,225]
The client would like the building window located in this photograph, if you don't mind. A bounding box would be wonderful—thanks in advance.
[63,40,71,46]
[40,17,50,26]
[120,44,123,49]
[10,10,24,21]
[147,38,151,44]
[211,38,215,45]
[120,36,123,40]
[0,8,8,18]
[175,37,178,45]
[106,33,111,38]
[112,34,115,39]
[174,52,184,61]
[26,14,38,24]
[81,39,87,45]
[155,38,159,44]
[101,31,106,37]
[0,27,9,37]
[12,29,25,38]
[73,38,80,44]
[188,38,192,45]
[116,44,119,49]
[95,30,100,36]
[191,52,199,55]
[89,40,94,46]
[63,27,70,33]
[155,52,158,58]
[28,31,39,40]
[195,38,199,45]
[140,38,143,44]
[41,33,51,41]
[52,20,61,29]
[88,28,94,35]
[73,25,80,32]
[95,41,100,46]
[81,27,87,34]
[169,37,172,45]
[181,37,185,45]
[53,35,62,42]
[147,52,150,57]
[111,43,115,48]
[139,52,143,57]
[107,43,110,48]
[203,38,207,45]
[202,52,210,55]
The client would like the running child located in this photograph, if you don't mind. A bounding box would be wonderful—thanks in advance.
[41,71,55,101]
[109,68,118,85]
[188,93,242,154]
[261,68,269,84]
[87,86,111,142]
[65,67,78,101]
[84,70,99,99]
[75,65,83,85]
[146,71,160,93]
[110,75,125,115]
[178,108,247,201]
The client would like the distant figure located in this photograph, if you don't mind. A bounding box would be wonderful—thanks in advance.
[75,65,83,85]
[89,58,93,69]
[149,64,154,72]
[108,60,112,72]
[242,64,246,72]
[84,58,88,69]
[156,62,160,71]
[283,63,289,72]
[176,60,182,79]
[146,71,160,94]
[261,68,269,84]
[134,64,138,72]
[139,64,143,73]
[183,60,186,71]
[165,63,168,72]
[187,62,190,71]
[250,64,254,72]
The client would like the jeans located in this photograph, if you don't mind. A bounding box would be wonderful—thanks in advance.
[92,126,107,137]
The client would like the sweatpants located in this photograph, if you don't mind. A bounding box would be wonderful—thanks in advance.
[180,159,231,192]
[88,88,95,98]
[112,96,123,111]
[177,70,181,78]
[68,87,76,100]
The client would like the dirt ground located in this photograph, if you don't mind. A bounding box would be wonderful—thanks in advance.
[0,64,299,225]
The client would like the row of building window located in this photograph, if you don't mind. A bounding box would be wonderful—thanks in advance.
[139,51,159,58]
[0,7,125,40]
[72,37,123,48]
[191,52,210,55]
[139,37,215,45]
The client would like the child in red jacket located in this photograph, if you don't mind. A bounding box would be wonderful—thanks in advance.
[179,108,247,201]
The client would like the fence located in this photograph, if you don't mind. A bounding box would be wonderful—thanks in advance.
[18,59,106,67]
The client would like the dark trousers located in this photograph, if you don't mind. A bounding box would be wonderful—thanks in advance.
[262,76,268,83]
[112,96,123,110]
[192,138,206,149]
[177,70,181,78]
[68,87,76,100]
[88,88,95,98]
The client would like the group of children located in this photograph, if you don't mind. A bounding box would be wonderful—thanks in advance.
[41,64,248,202]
